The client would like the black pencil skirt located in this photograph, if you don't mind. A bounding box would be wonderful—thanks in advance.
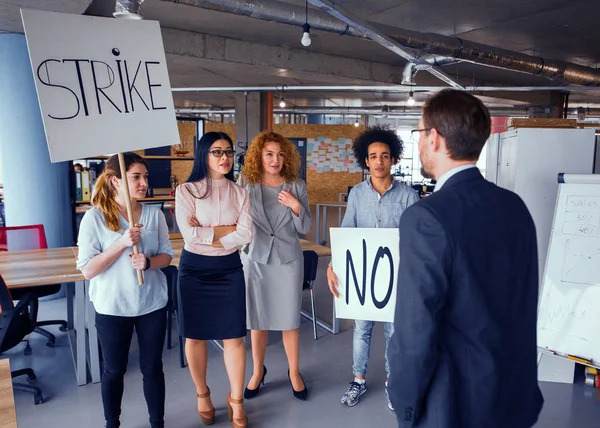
[178,249,247,340]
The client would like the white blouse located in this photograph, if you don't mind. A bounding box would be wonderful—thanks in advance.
[76,205,174,317]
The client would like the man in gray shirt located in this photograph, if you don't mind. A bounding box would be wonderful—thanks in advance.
[328,125,420,411]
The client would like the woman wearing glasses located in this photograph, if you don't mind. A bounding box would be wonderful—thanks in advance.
[175,132,252,428]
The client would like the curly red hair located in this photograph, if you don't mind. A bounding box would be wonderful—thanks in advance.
[241,131,301,184]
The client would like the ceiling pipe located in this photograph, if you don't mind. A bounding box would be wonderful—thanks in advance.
[172,85,600,93]
[305,0,463,88]
[175,105,600,116]
[176,106,527,115]
[114,0,145,19]
[165,0,600,87]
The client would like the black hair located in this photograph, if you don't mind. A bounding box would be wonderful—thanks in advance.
[187,131,235,199]
[352,125,403,170]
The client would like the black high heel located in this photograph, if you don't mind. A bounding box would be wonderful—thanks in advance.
[288,370,308,401]
[244,365,267,399]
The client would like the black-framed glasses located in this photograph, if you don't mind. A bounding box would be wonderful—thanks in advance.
[410,128,432,139]
[209,149,235,158]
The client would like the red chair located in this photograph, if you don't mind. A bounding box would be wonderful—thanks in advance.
[0,225,67,347]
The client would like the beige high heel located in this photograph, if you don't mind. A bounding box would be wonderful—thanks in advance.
[227,394,248,428]
[197,387,215,425]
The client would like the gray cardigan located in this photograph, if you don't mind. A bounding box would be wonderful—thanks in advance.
[240,178,312,264]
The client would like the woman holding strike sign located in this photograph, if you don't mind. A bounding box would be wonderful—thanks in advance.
[76,152,174,428]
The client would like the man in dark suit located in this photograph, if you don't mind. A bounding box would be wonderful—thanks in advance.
[387,89,544,428]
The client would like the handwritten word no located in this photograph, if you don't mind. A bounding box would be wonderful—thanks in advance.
[345,239,394,309]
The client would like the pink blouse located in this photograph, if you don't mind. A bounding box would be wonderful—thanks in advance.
[175,178,253,256]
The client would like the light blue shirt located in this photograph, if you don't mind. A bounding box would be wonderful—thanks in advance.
[434,164,477,192]
[341,178,420,228]
[77,205,174,317]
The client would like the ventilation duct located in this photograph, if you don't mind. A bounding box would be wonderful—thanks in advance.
[166,0,600,86]
[114,0,145,19]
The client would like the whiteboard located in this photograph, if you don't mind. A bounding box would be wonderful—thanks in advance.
[538,174,600,365]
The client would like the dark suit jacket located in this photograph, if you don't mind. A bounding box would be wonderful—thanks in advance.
[388,167,544,428]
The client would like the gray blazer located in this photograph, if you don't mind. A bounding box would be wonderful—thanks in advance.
[240,179,311,264]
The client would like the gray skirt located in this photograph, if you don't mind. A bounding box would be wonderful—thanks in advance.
[241,252,303,331]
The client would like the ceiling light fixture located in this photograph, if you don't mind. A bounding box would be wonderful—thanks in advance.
[407,91,416,106]
[354,118,360,127]
[279,97,286,108]
[301,0,311,47]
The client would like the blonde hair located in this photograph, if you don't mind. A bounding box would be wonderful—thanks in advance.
[91,153,148,231]
[242,131,301,185]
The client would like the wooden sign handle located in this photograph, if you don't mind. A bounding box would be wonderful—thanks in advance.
[118,153,144,285]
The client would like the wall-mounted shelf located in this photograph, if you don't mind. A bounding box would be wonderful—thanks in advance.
[84,155,194,160]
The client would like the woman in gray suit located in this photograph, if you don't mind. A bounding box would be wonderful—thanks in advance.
[238,131,312,401]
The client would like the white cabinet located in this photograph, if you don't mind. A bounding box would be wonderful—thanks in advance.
[486,128,596,277]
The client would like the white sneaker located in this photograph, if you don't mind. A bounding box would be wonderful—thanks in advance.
[385,382,394,411]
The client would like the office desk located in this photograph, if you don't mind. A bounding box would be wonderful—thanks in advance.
[167,238,331,264]
[69,238,332,381]
[315,202,347,246]
[0,248,89,386]
[0,359,17,428]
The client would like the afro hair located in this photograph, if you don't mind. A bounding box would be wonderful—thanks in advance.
[352,125,404,170]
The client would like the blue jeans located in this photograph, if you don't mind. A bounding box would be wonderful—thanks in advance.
[352,320,394,379]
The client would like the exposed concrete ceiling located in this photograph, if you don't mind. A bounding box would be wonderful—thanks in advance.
[2,0,600,112]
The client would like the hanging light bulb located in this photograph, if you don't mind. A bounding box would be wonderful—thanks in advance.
[279,97,286,108]
[407,91,416,106]
[301,23,312,47]
[354,118,360,127]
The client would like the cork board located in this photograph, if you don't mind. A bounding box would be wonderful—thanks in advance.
[168,122,363,203]
[273,124,364,204]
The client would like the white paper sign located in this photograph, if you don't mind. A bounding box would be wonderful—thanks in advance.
[21,9,179,163]
[331,228,400,323]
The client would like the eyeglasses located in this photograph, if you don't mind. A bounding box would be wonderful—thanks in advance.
[209,149,235,158]
[410,128,432,139]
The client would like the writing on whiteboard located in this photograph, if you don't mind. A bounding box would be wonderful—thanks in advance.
[561,238,600,285]
[566,196,600,214]
[562,196,600,237]
[540,303,587,327]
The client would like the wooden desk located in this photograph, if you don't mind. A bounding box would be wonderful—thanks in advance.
[168,238,331,266]
[0,248,84,288]
[0,249,88,386]
[0,359,17,428]
[315,202,347,245]
[13,239,329,386]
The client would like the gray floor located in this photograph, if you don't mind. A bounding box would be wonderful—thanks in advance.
[5,297,600,428]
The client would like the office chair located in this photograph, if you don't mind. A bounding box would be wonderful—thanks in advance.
[160,265,178,351]
[173,267,187,368]
[0,225,68,347]
[302,250,319,340]
[0,275,44,404]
